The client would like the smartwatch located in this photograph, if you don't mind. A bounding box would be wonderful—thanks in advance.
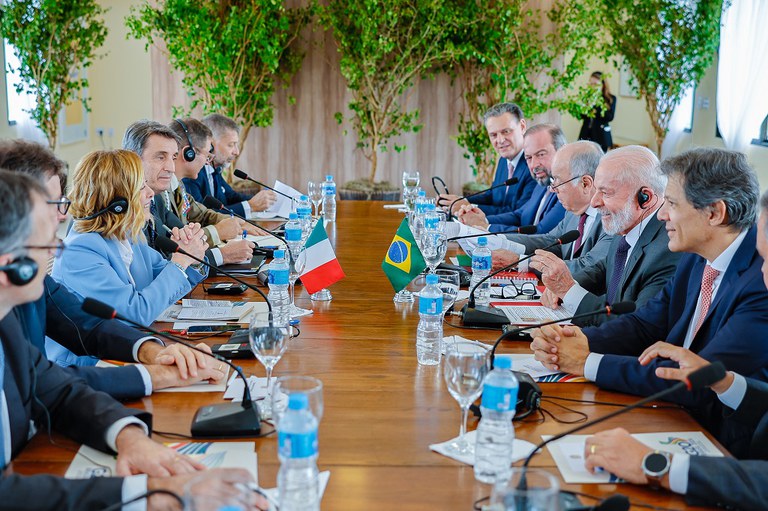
[642,451,671,488]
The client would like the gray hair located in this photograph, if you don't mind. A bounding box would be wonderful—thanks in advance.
[169,118,213,150]
[122,120,181,156]
[524,123,567,151]
[567,141,604,179]
[0,169,46,256]
[483,102,524,125]
[601,145,666,195]
[661,147,758,232]
[202,113,240,138]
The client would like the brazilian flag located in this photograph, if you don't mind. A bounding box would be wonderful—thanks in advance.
[382,218,427,292]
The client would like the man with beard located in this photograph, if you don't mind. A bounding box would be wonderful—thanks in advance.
[531,145,681,326]
[457,124,567,233]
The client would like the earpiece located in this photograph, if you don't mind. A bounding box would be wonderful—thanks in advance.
[74,197,129,221]
[637,188,650,209]
[175,119,197,163]
[0,256,38,286]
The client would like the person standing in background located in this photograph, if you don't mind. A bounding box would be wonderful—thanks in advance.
[579,71,616,152]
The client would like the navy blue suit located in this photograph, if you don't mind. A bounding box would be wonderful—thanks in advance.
[486,184,565,234]
[183,166,251,217]
[470,156,536,215]
[14,276,147,400]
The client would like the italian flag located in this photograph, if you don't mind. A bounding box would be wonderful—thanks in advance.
[299,221,345,293]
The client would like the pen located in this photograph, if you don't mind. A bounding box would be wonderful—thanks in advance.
[242,230,247,239]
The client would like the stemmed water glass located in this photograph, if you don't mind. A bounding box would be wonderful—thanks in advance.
[271,376,324,429]
[288,246,311,317]
[307,181,323,218]
[249,311,290,417]
[434,269,460,315]
[402,170,420,212]
[442,341,489,456]
[421,231,448,274]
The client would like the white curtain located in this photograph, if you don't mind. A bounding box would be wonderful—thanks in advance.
[717,0,768,153]
[661,86,694,159]
[3,41,47,145]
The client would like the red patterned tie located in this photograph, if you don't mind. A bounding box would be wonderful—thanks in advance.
[692,265,719,337]
[571,213,588,256]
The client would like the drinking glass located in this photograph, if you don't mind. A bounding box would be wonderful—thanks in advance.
[489,468,560,511]
[442,341,489,456]
[307,181,323,217]
[288,246,311,317]
[434,269,460,314]
[402,170,420,212]
[424,210,447,234]
[249,311,290,411]
[184,470,253,511]
[271,375,324,429]
[421,231,448,273]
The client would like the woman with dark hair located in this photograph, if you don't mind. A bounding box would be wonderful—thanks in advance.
[579,71,617,152]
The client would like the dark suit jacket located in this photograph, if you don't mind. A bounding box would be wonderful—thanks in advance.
[0,310,151,510]
[14,276,147,400]
[183,166,251,217]
[148,194,217,263]
[578,95,616,152]
[486,184,566,234]
[584,226,768,414]
[572,214,680,326]
[470,156,536,216]
[504,211,614,275]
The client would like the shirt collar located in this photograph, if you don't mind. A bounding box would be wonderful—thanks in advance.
[585,206,599,219]
[170,174,179,191]
[506,150,523,171]
[624,209,657,248]
[708,229,748,272]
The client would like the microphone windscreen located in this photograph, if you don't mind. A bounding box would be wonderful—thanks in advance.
[233,169,248,180]
[517,225,537,235]
[82,297,117,320]
[154,236,180,254]
[504,176,519,186]
[608,301,636,315]
[598,494,630,511]
[202,196,224,210]
[686,361,727,391]
[558,230,580,245]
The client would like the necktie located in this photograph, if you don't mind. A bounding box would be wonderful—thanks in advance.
[571,213,588,257]
[147,199,158,249]
[533,191,551,225]
[692,265,720,338]
[606,236,631,304]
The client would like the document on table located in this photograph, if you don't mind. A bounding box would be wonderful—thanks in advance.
[224,373,270,402]
[252,180,302,219]
[497,304,571,325]
[545,431,724,483]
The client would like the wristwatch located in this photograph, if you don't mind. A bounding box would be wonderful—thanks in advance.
[642,451,671,488]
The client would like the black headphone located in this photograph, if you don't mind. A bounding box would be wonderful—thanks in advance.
[175,119,197,163]
[0,256,38,286]
[74,197,129,221]
[637,188,650,209]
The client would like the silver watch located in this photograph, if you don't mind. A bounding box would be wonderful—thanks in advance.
[642,451,671,488]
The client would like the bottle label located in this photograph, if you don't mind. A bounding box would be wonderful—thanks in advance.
[424,217,439,230]
[419,295,443,315]
[285,228,303,242]
[269,268,289,285]
[278,429,318,458]
[297,207,311,218]
[472,255,492,271]
[324,186,336,196]
[481,383,518,411]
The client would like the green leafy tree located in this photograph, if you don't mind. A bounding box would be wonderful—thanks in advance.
[126,0,313,163]
[450,0,603,184]
[0,0,107,150]
[321,0,464,183]
[598,0,726,153]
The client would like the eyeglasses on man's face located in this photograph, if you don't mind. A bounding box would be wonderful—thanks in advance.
[549,175,581,192]
[47,197,71,215]
[24,241,66,258]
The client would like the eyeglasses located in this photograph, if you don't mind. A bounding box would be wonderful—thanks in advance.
[549,175,581,191]
[195,147,214,163]
[489,281,539,299]
[24,241,65,258]
[47,197,71,215]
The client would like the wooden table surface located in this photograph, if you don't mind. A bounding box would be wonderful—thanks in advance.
[13,200,718,510]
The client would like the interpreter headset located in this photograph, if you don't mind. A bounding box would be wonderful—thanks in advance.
[175,118,197,163]
[0,255,38,285]
[73,197,129,221]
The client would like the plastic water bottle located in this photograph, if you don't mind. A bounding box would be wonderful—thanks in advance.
[285,212,303,255]
[470,237,492,306]
[321,174,337,222]
[268,249,291,323]
[296,195,313,239]
[278,393,320,511]
[416,273,443,365]
[414,189,429,215]
[474,357,518,483]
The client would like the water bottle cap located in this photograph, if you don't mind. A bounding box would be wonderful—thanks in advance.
[300,195,309,201]
[426,274,438,285]
[289,212,298,219]
[274,249,285,258]
[326,175,333,181]
[418,190,426,197]
[287,392,309,410]
[494,356,512,369]
[478,237,487,246]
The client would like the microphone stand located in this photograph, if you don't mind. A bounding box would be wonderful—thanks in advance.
[446,177,518,221]
[233,169,296,202]
[201,196,286,244]
[447,225,537,242]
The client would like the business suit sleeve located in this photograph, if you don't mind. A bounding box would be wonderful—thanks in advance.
[686,457,768,510]
[726,379,768,430]
[0,473,125,510]
[564,229,614,275]
[185,196,228,229]
[62,365,146,400]
[505,218,564,255]
[182,173,206,203]
[532,201,565,234]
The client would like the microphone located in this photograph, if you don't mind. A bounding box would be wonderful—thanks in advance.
[515,361,727,503]
[567,494,631,511]
[82,298,261,437]
[233,169,295,202]
[489,301,636,367]
[462,230,580,328]
[154,236,272,313]
[445,177,518,221]
[202,196,286,243]
[447,225,537,241]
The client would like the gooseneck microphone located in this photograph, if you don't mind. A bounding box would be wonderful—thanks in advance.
[82,298,261,437]
[232,169,295,202]
[445,177,518,221]
[489,301,636,367]
[202,196,286,244]
[154,236,272,313]
[447,225,537,241]
[461,230,580,328]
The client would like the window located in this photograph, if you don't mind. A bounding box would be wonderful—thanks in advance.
[4,39,34,126]
[680,86,695,133]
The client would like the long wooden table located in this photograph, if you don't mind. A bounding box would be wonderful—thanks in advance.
[14,200,719,509]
